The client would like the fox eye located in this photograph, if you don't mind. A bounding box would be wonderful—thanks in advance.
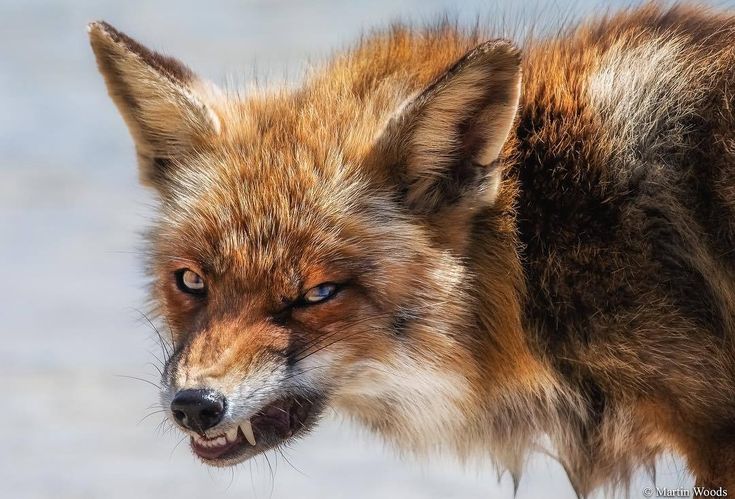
[175,269,206,295]
[302,283,339,305]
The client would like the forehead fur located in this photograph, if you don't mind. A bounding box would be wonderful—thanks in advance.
[150,24,488,279]
[156,149,385,281]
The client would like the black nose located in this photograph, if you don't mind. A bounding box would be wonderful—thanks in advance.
[170,389,225,432]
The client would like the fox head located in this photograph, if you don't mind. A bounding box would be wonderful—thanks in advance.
[89,21,527,466]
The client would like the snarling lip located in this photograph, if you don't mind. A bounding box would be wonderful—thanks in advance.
[189,395,319,465]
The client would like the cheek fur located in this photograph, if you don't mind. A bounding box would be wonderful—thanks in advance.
[289,291,392,361]
[157,279,205,339]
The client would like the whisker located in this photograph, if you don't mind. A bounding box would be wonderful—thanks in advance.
[225,465,235,492]
[114,374,162,390]
[286,315,388,361]
[277,447,307,477]
[154,417,170,436]
[138,409,167,425]
[163,314,178,352]
[294,327,375,363]
[286,302,437,359]
[146,361,164,378]
[263,452,275,497]
[170,435,188,459]
[134,308,172,361]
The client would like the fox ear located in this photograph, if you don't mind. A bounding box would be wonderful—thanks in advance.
[88,21,221,188]
[386,40,521,213]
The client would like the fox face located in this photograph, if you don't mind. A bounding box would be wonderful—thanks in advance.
[89,22,523,466]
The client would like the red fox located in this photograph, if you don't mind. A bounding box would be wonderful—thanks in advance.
[89,3,735,495]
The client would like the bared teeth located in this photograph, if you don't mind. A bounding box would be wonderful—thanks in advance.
[189,421,257,449]
[240,419,256,446]
[207,436,225,448]
[192,434,227,448]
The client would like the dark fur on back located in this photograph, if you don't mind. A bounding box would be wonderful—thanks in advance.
[509,4,735,490]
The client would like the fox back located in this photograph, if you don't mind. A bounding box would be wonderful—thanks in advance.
[90,3,735,495]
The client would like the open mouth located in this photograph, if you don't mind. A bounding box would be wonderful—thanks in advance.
[189,395,317,465]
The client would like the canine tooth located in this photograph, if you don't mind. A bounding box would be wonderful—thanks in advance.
[226,427,238,442]
[214,436,226,446]
[241,420,256,446]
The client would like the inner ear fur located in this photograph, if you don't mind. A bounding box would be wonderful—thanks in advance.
[386,39,522,214]
[88,21,221,188]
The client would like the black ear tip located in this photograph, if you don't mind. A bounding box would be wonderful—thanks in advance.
[473,39,522,63]
[88,22,111,58]
[87,20,153,66]
[87,21,133,53]
[87,21,117,49]
[87,20,112,37]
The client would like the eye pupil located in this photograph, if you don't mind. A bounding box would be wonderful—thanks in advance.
[176,269,205,294]
[304,283,338,304]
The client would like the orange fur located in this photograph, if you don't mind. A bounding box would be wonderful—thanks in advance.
[90,3,735,495]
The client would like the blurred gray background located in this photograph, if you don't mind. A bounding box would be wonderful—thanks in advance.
[1,0,724,497]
